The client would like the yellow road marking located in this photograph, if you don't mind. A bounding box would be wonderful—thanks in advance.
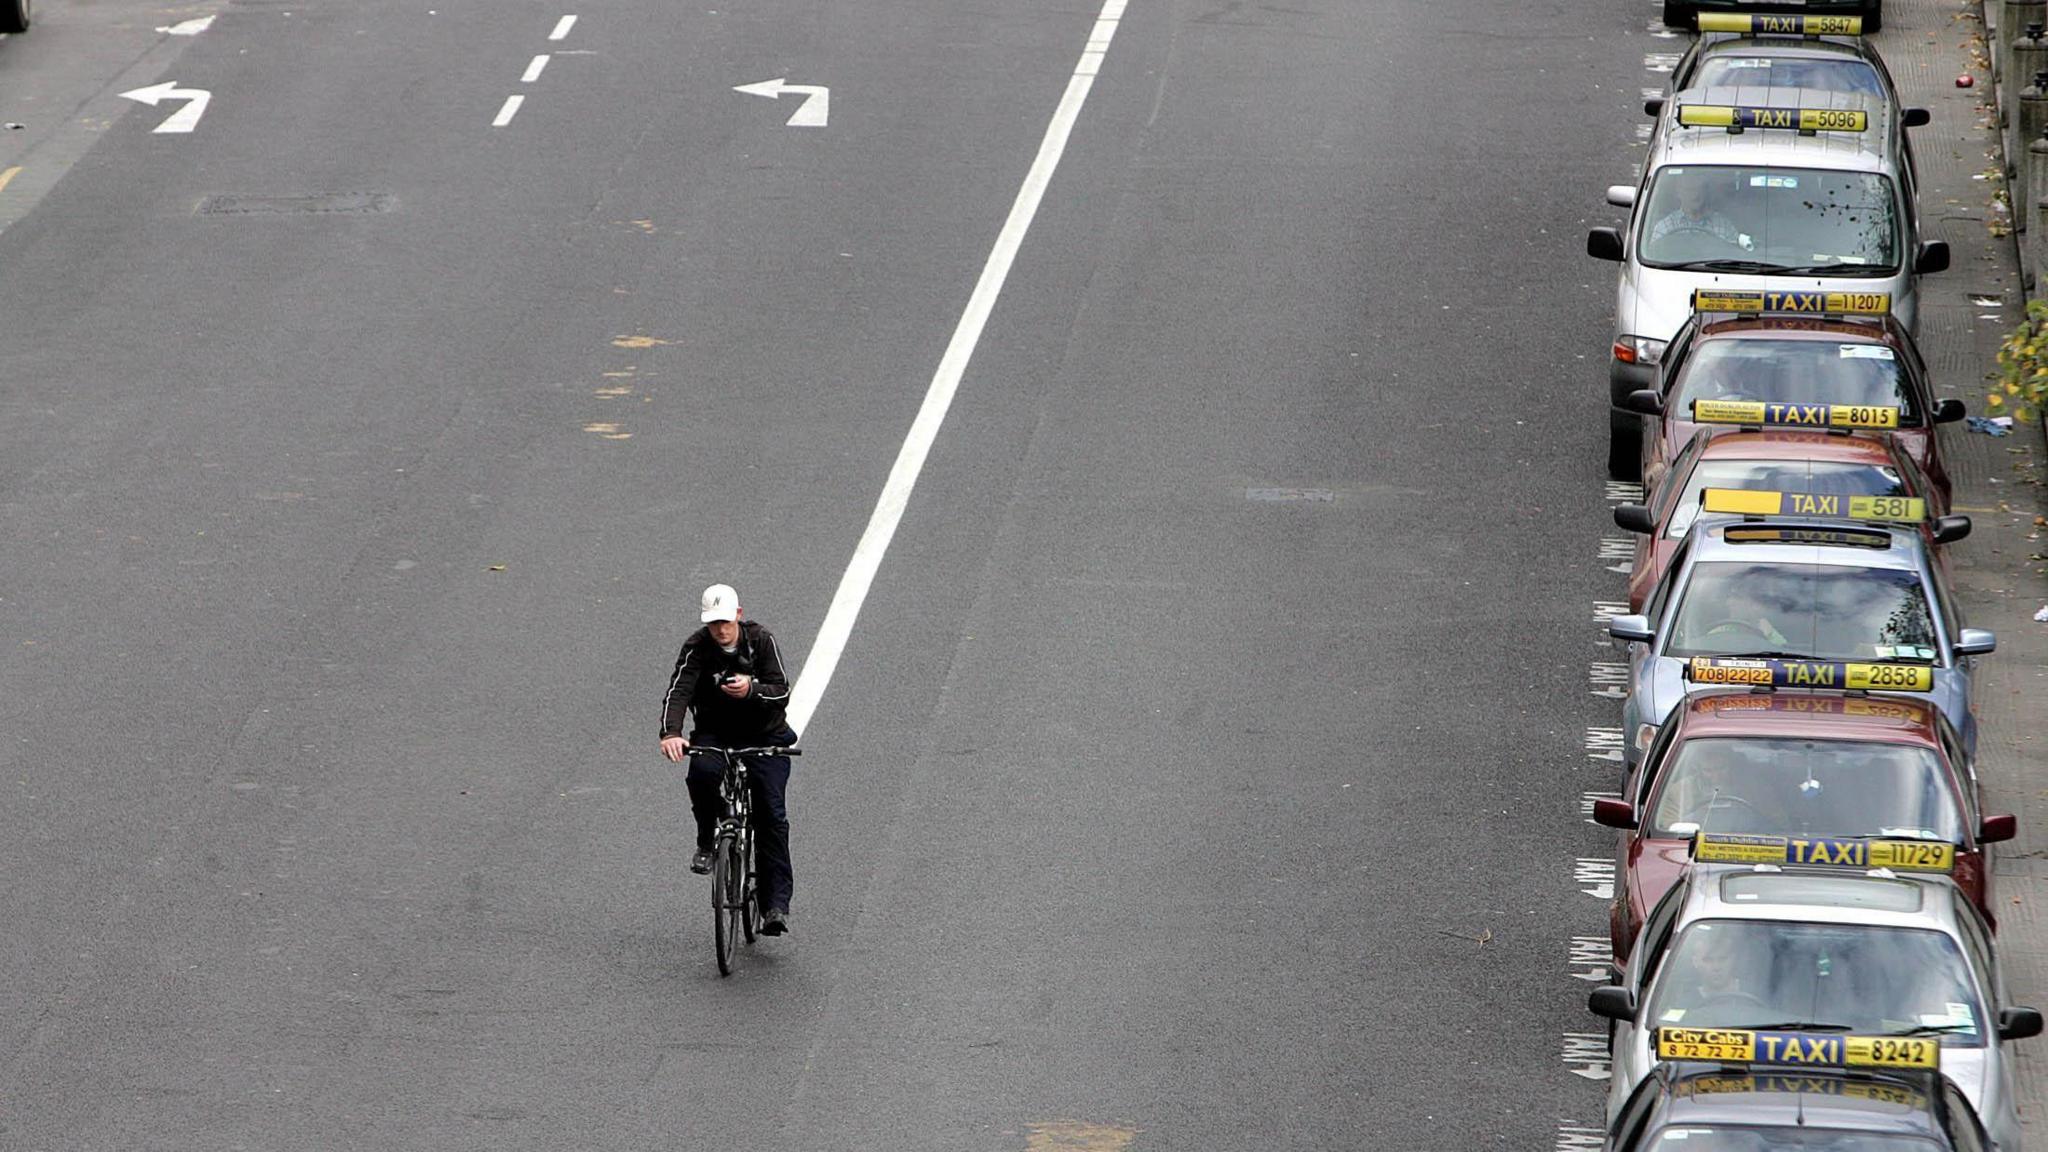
[1026,1121,1138,1152]
[0,166,22,194]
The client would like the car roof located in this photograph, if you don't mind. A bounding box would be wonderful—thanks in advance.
[1659,85,1894,169]
[1655,1065,1948,1138]
[1688,518,1926,571]
[1679,863,1964,930]
[1696,36,1879,64]
[1674,686,1942,743]
[1693,428,1902,466]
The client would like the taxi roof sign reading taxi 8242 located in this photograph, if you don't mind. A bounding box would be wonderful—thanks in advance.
[1691,399,1901,430]
[1691,289,1891,316]
[1695,13,1863,36]
[1700,487,1927,523]
[1655,1028,1939,1070]
[1690,831,1956,872]
[1677,104,1868,134]
[1683,656,1935,692]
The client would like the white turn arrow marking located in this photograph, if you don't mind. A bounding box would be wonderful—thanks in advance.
[119,81,213,134]
[732,77,829,127]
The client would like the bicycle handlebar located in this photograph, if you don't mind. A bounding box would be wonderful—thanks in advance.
[685,744,802,758]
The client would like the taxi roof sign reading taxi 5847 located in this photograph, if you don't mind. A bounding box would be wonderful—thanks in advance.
[1695,13,1864,36]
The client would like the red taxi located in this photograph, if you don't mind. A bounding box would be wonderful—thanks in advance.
[1621,311,1963,493]
[1592,687,2015,966]
[1613,428,1967,611]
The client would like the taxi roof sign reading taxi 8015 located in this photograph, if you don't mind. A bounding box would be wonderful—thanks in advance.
[1691,289,1891,316]
[1690,831,1956,872]
[1691,399,1901,430]
[1683,656,1935,692]
[1677,104,1869,133]
[1699,487,1927,523]
[1655,1028,1939,1070]
[1695,13,1863,35]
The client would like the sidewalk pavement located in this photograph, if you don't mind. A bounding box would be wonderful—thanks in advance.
[1906,0,2048,1131]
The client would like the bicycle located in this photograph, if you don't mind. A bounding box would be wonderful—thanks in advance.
[687,743,800,976]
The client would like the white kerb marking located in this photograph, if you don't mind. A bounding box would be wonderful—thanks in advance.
[157,15,215,34]
[549,14,577,40]
[492,95,525,127]
[784,0,1124,736]
[522,55,550,83]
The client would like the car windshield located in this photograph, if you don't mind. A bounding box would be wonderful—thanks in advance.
[1638,166,1899,272]
[1669,339,1917,424]
[1647,920,1985,1046]
[1666,461,1908,539]
[1648,1129,1938,1151]
[1665,561,1939,662]
[1647,737,1963,842]
[1691,56,1887,97]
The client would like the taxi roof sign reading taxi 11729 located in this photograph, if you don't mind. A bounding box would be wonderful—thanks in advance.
[1691,289,1891,316]
[1691,399,1901,430]
[1694,13,1864,36]
[1690,831,1956,872]
[1676,103,1869,134]
[1654,1028,1939,1070]
[1683,656,1935,692]
[1700,487,1927,523]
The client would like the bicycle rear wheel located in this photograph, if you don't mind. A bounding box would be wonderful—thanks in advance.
[713,833,743,976]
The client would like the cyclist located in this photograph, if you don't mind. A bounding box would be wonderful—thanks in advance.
[659,582,798,936]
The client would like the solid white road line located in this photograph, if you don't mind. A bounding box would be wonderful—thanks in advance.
[784,0,1125,736]
[522,54,550,83]
[549,14,577,40]
[491,94,525,127]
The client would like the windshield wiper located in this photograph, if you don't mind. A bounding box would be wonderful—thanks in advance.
[1772,263,1893,277]
[1663,259,1789,273]
[1881,1023,1976,1037]
[1736,1021,1855,1032]
[1702,650,1813,662]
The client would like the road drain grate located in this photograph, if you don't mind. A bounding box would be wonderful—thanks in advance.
[197,193,395,216]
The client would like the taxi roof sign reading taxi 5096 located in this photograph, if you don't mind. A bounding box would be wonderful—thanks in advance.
[1676,104,1869,133]
[1700,487,1927,523]
[1691,831,1956,872]
[1655,1028,1939,1070]
[1683,656,1935,692]
[1691,289,1891,316]
[1695,13,1864,35]
[1691,399,1901,430]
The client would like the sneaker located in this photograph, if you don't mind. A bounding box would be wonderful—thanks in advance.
[689,848,714,875]
[759,907,789,936]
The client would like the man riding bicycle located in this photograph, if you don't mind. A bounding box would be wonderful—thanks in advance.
[659,583,799,936]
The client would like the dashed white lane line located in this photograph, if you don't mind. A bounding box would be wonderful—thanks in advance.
[492,94,525,127]
[549,14,578,40]
[522,55,550,83]
[784,0,1127,736]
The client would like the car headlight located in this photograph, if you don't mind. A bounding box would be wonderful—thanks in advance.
[1612,336,1668,367]
[1634,723,1659,753]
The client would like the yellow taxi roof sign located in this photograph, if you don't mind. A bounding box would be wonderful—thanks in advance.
[1690,831,1955,873]
[1699,487,1927,522]
[1691,399,1901,430]
[1676,103,1868,133]
[1696,13,1863,35]
[1682,656,1935,693]
[1656,1027,1940,1071]
[1691,289,1891,316]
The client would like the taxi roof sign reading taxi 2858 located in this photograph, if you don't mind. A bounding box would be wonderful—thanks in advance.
[1694,13,1864,36]
[1682,656,1936,692]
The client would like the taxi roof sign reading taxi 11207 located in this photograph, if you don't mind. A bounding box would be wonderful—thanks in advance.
[1654,1028,1939,1070]
[1695,13,1864,36]
[1700,487,1927,523]
[1691,399,1901,430]
[1691,289,1891,316]
[1676,103,1868,134]
[1683,656,1935,692]
[1691,831,1956,872]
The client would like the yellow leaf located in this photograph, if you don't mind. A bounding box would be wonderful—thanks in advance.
[1988,393,2006,407]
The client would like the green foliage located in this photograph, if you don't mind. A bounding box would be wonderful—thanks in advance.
[1992,298,2048,421]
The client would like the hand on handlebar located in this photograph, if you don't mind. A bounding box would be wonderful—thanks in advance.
[660,736,690,762]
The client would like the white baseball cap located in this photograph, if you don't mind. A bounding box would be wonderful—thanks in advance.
[700,583,740,623]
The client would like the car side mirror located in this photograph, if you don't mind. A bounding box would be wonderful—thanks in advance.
[1932,515,1972,545]
[1606,185,1638,208]
[1999,1007,2045,1042]
[1903,107,1932,129]
[1588,985,1638,1022]
[1609,614,1655,644]
[1954,628,1996,658]
[1588,227,1625,262]
[1981,813,2019,844]
[1625,389,1665,416]
[1916,241,1952,275]
[1643,98,1666,117]
[1593,799,1639,830]
[1934,397,1967,424]
[1614,503,1656,535]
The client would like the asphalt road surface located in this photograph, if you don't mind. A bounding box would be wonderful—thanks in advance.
[0,0,1657,1146]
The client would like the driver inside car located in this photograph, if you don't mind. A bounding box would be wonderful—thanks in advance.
[1651,177,1742,247]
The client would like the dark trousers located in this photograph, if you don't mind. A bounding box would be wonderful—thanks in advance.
[686,729,796,913]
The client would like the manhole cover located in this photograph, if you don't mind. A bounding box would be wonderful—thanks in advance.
[197,193,395,216]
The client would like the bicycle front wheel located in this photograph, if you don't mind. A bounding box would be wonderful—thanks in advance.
[713,834,743,976]
[740,827,758,943]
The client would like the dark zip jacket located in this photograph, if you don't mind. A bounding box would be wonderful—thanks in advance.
[659,620,792,741]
